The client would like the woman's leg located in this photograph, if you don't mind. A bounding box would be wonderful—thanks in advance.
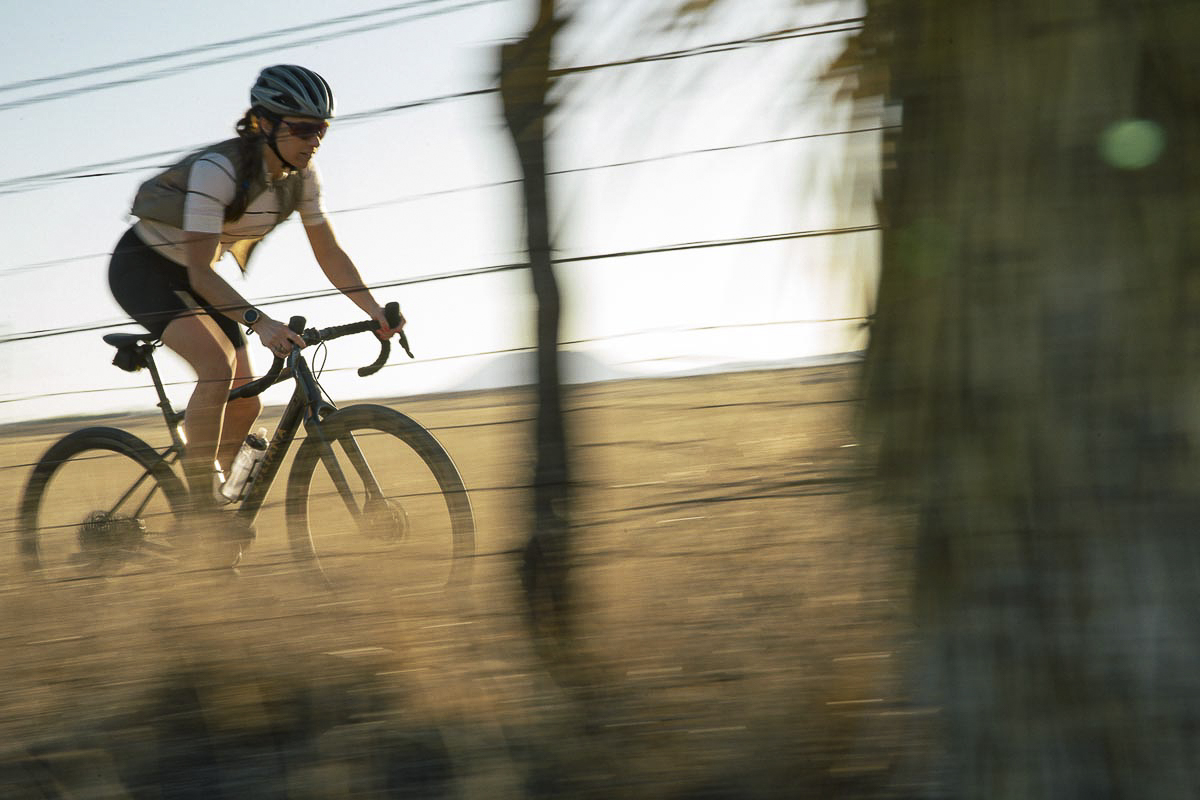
[216,346,263,473]
[161,312,237,507]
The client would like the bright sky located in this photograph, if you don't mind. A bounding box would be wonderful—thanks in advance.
[0,0,875,425]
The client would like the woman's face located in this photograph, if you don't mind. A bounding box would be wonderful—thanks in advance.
[268,115,329,170]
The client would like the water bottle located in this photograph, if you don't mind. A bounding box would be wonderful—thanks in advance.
[220,427,269,503]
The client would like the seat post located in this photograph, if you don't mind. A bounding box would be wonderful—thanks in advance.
[142,347,186,448]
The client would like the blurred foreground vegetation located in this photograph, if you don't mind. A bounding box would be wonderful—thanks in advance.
[1,368,921,799]
[856,1,1200,797]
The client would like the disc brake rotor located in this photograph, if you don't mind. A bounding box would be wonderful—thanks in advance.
[359,497,409,541]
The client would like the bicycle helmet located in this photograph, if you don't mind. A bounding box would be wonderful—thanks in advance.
[250,65,335,120]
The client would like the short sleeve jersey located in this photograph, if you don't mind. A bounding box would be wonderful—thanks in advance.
[133,152,327,268]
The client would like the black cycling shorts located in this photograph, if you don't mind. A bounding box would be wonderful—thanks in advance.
[108,227,246,348]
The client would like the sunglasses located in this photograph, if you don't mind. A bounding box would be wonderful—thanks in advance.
[278,119,329,140]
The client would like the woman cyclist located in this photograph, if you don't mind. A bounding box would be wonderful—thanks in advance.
[108,64,402,547]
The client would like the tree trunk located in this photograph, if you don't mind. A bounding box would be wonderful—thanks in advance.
[500,0,574,645]
[863,1,1200,795]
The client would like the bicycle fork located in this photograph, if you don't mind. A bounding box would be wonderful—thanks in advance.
[310,426,391,517]
[290,355,395,537]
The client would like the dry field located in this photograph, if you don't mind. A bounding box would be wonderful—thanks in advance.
[0,366,930,798]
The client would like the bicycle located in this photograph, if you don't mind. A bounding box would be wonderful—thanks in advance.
[18,302,474,591]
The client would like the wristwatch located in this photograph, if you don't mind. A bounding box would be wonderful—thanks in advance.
[242,307,262,332]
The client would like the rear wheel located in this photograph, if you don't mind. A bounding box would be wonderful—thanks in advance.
[18,428,189,580]
[285,405,475,594]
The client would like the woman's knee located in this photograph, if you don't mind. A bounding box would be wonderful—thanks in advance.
[225,348,262,416]
[163,316,237,386]
[192,347,237,387]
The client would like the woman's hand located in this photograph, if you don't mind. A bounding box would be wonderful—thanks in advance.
[370,304,406,341]
[251,316,306,359]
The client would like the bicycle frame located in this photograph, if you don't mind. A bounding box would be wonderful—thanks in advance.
[94,302,405,536]
[139,342,390,532]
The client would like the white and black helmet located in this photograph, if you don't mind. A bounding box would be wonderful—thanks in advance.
[250,65,335,119]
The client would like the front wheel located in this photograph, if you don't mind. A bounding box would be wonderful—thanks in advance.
[285,405,475,593]
[18,427,189,580]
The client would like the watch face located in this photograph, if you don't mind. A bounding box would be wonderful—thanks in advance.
[243,308,260,326]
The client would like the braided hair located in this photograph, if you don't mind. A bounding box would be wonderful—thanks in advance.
[225,108,264,223]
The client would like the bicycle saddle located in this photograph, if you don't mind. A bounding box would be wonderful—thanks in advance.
[103,332,157,348]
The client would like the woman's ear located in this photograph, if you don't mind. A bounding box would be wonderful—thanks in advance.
[254,112,274,135]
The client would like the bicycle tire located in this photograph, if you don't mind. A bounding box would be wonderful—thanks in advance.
[285,404,475,592]
[18,427,190,578]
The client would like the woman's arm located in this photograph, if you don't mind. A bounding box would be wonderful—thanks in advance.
[181,232,304,353]
[305,220,405,338]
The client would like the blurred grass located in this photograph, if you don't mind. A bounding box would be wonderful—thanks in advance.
[0,366,926,798]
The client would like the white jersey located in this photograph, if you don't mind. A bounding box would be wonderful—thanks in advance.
[134,152,327,268]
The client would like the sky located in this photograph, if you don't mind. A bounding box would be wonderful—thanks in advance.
[0,0,876,425]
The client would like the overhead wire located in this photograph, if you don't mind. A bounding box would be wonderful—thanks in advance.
[0,222,878,345]
[0,0,505,114]
[0,16,863,196]
[0,121,892,277]
[0,0,471,95]
[0,313,870,411]
[0,0,475,95]
[0,14,876,406]
[550,18,864,76]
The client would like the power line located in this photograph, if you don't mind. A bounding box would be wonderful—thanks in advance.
[0,85,491,195]
[0,0,504,115]
[304,123,893,212]
[551,18,863,77]
[553,224,879,265]
[0,315,868,411]
[0,1,468,96]
[1,119,884,199]
[336,88,500,123]
[0,147,194,197]
[547,124,890,176]
[286,19,867,117]
[0,18,863,195]
[0,223,878,345]
[0,124,891,277]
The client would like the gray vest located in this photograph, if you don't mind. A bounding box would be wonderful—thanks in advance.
[130,138,303,270]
